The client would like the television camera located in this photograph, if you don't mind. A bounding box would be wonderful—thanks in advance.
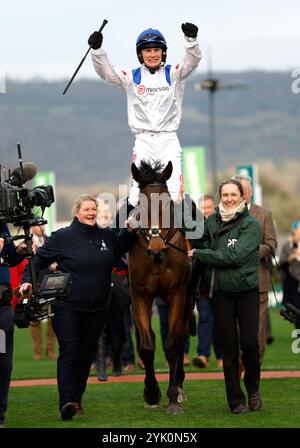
[14,272,71,328]
[279,302,300,324]
[0,145,54,227]
[0,144,69,328]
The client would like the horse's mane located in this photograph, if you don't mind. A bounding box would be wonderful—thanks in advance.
[138,161,166,188]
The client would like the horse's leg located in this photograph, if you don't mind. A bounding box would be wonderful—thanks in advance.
[164,297,185,414]
[177,347,187,403]
[167,342,187,403]
[177,291,194,403]
[165,292,192,413]
[165,335,183,413]
[132,297,161,407]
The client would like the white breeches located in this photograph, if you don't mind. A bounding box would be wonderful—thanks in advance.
[128,132,183,207]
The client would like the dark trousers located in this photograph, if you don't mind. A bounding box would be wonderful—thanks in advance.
[211,289,260,410]
[121,304,135,365]
[51,302,106,410]
[0,304,14,424]
[195,295,222,359]
[105,273,135,368]
[109,273,135,366]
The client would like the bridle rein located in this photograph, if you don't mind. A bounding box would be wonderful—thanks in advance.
[136,183,188,256]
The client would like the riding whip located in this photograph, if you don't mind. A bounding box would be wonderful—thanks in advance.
[63,19,108,95]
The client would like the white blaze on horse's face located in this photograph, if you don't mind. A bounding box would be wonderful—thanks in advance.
[147,226,167,260]
[139,191,172,229]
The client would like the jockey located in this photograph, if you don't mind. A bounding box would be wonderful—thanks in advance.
[88,22,202,218]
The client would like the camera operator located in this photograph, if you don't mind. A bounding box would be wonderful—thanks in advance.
[29,225,57,361]
[0,223,27,428]
[19,194,136,422]
[279,220,300,329]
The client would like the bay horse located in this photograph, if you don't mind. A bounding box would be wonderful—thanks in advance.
[127,160,194,414]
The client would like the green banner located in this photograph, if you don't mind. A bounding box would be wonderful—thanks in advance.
[182,146,206,203]
[32,171,57,235]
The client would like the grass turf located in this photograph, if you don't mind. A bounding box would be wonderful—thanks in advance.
[6,307,300,429]
[6,378,300,428]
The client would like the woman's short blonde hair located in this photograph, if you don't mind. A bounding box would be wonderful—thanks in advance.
[71,194,98,217]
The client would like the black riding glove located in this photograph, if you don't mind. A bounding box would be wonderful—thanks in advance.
[88,31,103,50]
[181,22,198,39]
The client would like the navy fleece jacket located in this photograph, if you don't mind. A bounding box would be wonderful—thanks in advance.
[22,218,136,311]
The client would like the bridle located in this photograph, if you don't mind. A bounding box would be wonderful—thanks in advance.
[138,226,187,253]
[136,183,187,258]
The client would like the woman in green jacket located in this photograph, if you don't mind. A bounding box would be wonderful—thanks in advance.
[189,179,262,414]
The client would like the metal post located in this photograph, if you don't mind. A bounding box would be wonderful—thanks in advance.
[208,89,217,195]
[195,77,248,196]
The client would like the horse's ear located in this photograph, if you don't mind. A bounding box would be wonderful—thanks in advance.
[161,161,173,181]
[131,163,141,183]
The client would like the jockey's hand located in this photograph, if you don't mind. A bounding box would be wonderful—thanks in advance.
[188,249,196,257]
[181,22,198,38]
[88,31,103,50]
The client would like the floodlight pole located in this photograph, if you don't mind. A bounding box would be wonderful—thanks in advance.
[195,77,249,195]
[205,80,218,195]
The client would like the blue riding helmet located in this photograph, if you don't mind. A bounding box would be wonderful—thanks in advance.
[136,28,167,65]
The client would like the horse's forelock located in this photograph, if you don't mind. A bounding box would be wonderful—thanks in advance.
[138,161,166,187]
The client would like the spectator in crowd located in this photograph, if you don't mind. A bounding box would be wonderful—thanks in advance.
[192,194,223,369]
[0,224,27,428]
[279,220,300,329]
[9,259,28,312]
[29,225,57,360]
[188,179,262,414]
[234,175,277,364]
[20,194,136,421]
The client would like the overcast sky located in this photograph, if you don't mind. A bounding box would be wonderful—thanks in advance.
[0,0,299,80]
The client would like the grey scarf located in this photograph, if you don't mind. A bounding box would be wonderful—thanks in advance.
[218,200,246,222]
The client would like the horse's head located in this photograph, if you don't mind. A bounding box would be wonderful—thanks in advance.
[131,160,173,187]
[131,160,173,262]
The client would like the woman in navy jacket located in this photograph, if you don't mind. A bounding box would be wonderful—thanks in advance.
[20,194,135,420]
